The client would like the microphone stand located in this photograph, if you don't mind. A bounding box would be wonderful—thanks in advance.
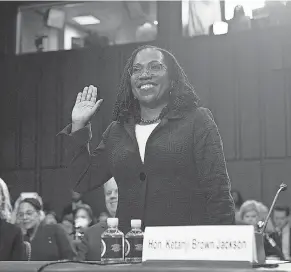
[257,183,287,261]
[259,183,287,234]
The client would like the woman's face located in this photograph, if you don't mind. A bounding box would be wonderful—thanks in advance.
[75,208,91,228]
[243,210,258,226]
[130,48,171,107]
[18,202,40,230]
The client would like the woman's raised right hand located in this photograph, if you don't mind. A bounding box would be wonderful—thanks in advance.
[71,85,103,131]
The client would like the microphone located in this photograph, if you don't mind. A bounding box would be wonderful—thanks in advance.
[257,183,287,261]
[259,183,287,234]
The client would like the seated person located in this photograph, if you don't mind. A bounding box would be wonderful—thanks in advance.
[0,178,24,261]
[265,206,291,260]
[62,190,84,222]
[239,200,260,227]
[16,198,76,261]
[76,178,118,261]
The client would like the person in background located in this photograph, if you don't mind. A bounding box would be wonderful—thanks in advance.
[0,178,24,261]
[239,200,260,226]
[60,215,74,241]
[44,211,58,225]
[73,204,95,238]
[11,193,45,225]
[104,177,118,218]
[231,190,243,223]
[62,190,84,222]
[98,212,109,223]
[16,198,76,261]
[228,5,251,33]
[76,219,106,261]
[60,45,235,233]
[265,206,291,260]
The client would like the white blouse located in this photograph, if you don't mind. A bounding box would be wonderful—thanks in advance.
[135,123,159,163]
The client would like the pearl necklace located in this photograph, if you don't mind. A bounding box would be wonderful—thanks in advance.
[140,116,160,125]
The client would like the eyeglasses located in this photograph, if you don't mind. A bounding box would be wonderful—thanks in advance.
[17,210,36,219]
[128,61,167,76]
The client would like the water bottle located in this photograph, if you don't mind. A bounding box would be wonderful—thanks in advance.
[125,219,144,263]
[101,218,124,264]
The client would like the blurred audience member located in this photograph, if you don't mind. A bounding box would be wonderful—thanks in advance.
[228,5,251,33]
[0,178,24,260]
[11,193,45,225]
[231,190,243,223]
[60,215,74,240]
[239,200,260,226]
[265,206,291,260]
[104,177,118,217]
[73,204,95,240]
[17,198,76,260]
[76,220,107,261]
[44,211,58,225]
[62,190,84,222]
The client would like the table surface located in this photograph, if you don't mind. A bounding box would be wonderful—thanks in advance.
[0,261,290,272]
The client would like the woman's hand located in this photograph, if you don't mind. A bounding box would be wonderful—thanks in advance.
[72,85,103,132]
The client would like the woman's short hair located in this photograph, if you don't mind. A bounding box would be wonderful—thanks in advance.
[239,200,260,220]
[0,178,12,222]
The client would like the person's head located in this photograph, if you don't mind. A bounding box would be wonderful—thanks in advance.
[273,206,290,230]
[231,190,243,208]
[104,177,118,217]
[233,5,245,18]
[17,198,43,230]
[0,178,12,222]
[239,200,260,226]
[74,204,93,229]
[44,211,57,225]
[112,45,199,123]
[71,190,82,203]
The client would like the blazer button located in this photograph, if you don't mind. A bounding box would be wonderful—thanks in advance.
[139,172,146,181]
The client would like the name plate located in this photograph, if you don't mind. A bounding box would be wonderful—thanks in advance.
[142,226,257,263]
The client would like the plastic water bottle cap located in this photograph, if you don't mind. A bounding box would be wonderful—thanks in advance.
[107,218,119,228]
[131,219,141,228]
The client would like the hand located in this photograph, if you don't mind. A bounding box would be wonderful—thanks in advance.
[72,85,103,131]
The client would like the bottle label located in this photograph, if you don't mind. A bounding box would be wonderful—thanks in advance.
[101,237,123,259]
[125,237,143,258]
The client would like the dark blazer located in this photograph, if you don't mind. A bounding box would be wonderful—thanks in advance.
[76,222,107,261]
[0,219,24,261]
[61,106,235,232]
[26,223,76,261]
[265,229,291,259]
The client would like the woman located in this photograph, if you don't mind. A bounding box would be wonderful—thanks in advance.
[0,178,24,260]
[17,197,76,261]
[73,204,94,238]
[239,200,260,226]
[60,45,235,232]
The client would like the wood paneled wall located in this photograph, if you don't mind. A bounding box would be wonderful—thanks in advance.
[1,27,291,216]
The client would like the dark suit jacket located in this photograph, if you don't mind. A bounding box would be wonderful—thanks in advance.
[26,223,76,261]
[61,106,235,232]
[76,222,107,261]
[0,219,24,261]
[265,229,291,259]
